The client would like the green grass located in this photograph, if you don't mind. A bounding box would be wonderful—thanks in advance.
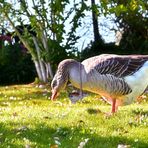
[0,84,148,148]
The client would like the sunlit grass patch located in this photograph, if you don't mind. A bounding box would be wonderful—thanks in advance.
[0,84,148,147]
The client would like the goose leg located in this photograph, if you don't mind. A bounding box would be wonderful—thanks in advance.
[104,98,118,117]
[111,98,116,113]
[112,98,119,113]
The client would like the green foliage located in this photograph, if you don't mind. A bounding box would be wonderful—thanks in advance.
[81,0,148,58]
[109,4,127,16]
[0,84,148,147]
[0,0,147,78]
[81,39,148,60]
[0,0,86,78]
[101,0,148,53]
[0,44,36,85]
[81,41,120,60]
[44,39,78,72]
[46,39,69,71]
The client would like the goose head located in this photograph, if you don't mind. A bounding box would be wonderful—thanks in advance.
[50,59,80,100]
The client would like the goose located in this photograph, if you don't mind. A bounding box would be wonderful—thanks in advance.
[50,54,148,113]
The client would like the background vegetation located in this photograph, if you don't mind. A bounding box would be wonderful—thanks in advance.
[0,0,147,84]
[0,43,36,84]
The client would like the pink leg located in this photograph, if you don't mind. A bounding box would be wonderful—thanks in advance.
[104,98,118,117]
[111,98,117,113]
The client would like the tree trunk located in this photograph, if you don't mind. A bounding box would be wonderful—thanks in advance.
[46,62,53,79]
[33,37,48,82]
[40,29,53,79]
[34,60,43,80]
[91,0,102,43]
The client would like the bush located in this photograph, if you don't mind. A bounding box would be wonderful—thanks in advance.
[81,39,148,61]
[0,43,36,85]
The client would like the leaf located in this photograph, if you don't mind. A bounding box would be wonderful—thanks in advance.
[50,145,58,148]
[130,0,138,11]
[15,126,28,132]
[78,138,89,148]
[12,112,18,117]
[9,96,17,100]
[25,144,31,148]
[117,144,130,148]
[54,137,61,145]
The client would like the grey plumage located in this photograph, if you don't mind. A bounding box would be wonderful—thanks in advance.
[51,54,148,113]
[82,54,148,77]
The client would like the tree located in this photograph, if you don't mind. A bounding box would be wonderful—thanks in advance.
[100,0,148,53]
[91,0,103,43]
[0,0,86,82]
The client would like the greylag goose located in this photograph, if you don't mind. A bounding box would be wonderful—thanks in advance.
[51,54,148,113]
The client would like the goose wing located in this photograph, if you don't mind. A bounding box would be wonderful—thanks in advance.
[82,54,148,96]
[82,54,148,78]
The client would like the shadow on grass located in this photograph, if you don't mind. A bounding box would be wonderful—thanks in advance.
[131,108,148,116]
[87,108,102,114]
[0,121,148,148]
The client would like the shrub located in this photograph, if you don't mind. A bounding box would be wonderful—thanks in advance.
[0,43,36,85]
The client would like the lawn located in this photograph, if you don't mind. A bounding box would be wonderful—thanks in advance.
[0,84,148,148]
